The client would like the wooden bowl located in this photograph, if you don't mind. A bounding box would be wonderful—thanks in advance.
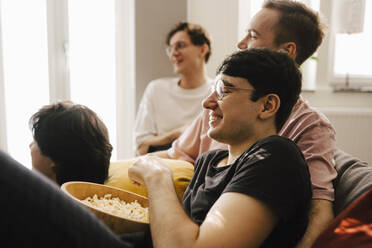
[61,181,149,234]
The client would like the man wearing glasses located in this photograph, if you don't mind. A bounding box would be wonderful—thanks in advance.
[134,22,212,156]
[129,49,310,247]
[155,1,336,246]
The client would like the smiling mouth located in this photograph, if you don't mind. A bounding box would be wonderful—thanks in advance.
[210,115,222,121]
[209,112,223,126]
[172,57,183,65]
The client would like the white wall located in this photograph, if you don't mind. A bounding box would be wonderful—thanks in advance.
[319,108,372,164]
[187,0,241,78]
[135,0,187,109]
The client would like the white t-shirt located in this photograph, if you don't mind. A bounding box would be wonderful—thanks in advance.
[134,77,212,151]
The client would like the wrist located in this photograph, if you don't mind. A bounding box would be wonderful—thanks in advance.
[144,168,173,188]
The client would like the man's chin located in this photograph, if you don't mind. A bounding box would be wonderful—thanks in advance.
[207,128,224,143]
[173,65,183,74]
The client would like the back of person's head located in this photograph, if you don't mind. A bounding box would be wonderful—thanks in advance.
[263,0,325,65]
[29,101,112,185]
[217,48,302,132]
[166,21,212,62]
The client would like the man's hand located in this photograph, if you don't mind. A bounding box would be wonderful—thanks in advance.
[128,155,172,186]
[137,142,151,156]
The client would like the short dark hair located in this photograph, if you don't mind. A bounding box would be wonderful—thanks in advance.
[263,0,325,65]
[29,101,112,185]
[217,49,302,131]
[166,21,212,62]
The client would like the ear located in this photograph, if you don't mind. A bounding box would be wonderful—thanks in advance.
[278,42,297,61]
[199,43,209,60]
[258,94,280,121]
[47,159,58,184]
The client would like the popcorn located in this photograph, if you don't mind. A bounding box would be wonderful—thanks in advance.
[82,194,149,222]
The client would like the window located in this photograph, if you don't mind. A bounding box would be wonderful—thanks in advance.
[331,0,372,85]
[0,0,135,168]
[68,0,117,159]
[1,0,49,167]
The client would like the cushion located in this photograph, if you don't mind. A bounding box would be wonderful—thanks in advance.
[312,189,372,248]
[105,158,194,200]
[333,148,372,216]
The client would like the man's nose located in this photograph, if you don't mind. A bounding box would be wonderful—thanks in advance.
[202,90,219,110]
[237,35,249,50]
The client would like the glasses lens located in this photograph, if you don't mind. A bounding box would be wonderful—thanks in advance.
[166,42,185,57]
[165,47,171,56]
[216,79,223,100]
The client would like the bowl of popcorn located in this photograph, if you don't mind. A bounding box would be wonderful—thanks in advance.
[61,181,149,234]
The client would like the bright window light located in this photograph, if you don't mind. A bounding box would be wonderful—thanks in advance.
[68,0,117,159]
[334,1,372,77]
[1,0,49,168]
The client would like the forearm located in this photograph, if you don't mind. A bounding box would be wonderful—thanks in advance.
[145,173,199,248]
[296,199,334,248]
[144,133,177,147]
[138,126,188,155]
[137,135,172,155]
[143,127,185,148]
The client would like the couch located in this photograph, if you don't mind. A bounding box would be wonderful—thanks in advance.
[332,148,372,216]
[312,148,372,247]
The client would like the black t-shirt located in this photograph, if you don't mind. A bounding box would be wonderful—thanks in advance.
[182,135,312,247]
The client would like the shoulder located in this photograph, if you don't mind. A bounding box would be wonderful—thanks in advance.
[280,97,336,141]
[288,97,333,128]
[237,136,306,172]
[256,135,302,156]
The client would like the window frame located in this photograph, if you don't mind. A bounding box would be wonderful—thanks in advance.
[323,0,372,88]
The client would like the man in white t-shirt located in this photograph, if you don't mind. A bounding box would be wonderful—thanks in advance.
[134,22,213,155]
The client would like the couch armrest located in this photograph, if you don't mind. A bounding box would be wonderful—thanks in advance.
[333,148,372,215]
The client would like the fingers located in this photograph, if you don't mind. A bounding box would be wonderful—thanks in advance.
[128,159,146,186]
[128,155,171,186]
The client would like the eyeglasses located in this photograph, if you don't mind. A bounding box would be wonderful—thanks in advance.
[214,78,255,101]
[165,41,189,56]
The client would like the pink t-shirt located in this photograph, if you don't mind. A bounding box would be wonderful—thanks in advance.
[168,96,337,201]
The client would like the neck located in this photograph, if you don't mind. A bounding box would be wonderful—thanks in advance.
[227,125,277,165]
[178,65,207,89]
